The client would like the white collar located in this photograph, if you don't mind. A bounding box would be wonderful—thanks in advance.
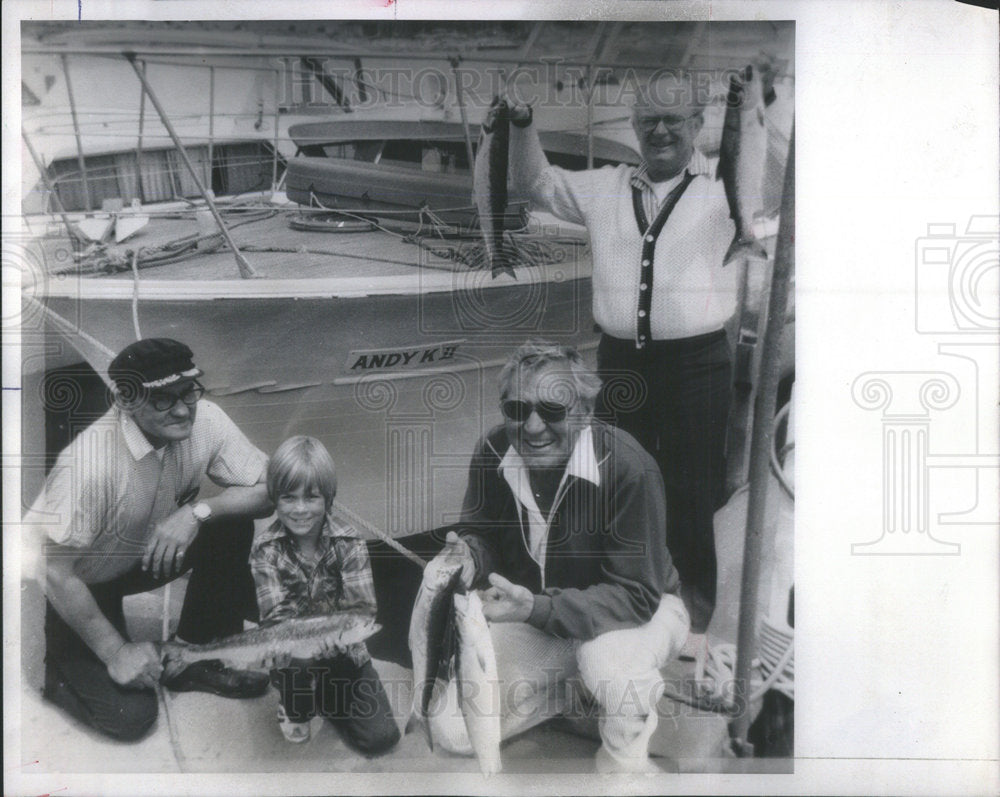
[632,149,713,187]
[118,406,161,461]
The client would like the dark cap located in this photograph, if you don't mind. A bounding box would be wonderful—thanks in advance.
[108,338,203,393]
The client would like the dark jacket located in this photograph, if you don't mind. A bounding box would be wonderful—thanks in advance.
[458,420,680,641]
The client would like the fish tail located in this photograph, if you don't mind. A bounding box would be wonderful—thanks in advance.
[724,234,769,266]
[490,241,517,279]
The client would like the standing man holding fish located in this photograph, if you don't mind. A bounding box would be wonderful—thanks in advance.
[505,70,753,649]
[421,341,690,773]
[25,338,273,740]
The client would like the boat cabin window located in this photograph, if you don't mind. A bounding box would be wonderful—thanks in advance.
[40,142,282,213]
[313,138,471,174]
[378,139,471,173]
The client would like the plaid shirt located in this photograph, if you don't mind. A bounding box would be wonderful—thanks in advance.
[250,514,376,665]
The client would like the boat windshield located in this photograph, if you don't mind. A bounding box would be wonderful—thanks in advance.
[317,138,472,174]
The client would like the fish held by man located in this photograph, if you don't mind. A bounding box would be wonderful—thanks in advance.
[473,96,516,279]
[159,611,380,670]
[453,590,502,776]
[717,64,769,266]
[407,554,464,747]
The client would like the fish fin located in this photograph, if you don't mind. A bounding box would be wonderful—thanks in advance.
[724,235,769,266]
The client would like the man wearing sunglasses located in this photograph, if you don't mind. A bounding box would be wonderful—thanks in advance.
[27,338,272,740]
[506,70,738,656]
[429,341,689,773]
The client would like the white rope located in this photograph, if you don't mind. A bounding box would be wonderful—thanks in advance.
[130,247,143,339]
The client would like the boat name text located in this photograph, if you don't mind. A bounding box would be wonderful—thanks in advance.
[346,340,465,372]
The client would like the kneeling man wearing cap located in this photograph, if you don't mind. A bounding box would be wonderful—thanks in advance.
[27,339,273,740]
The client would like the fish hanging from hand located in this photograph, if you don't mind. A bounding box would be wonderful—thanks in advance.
[408,554,465,748]
[159,611,379,670]
[717,65,770,266]
[473,97,516,279]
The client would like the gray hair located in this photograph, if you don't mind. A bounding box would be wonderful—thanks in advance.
[498,340,603,412]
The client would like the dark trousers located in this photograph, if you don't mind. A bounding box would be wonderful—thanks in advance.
[597,331,732,633]
[271,656,401,756]
[43,516,258,740]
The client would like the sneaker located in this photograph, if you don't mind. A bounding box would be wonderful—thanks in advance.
[277,703,312,743]
[161,660,269,698]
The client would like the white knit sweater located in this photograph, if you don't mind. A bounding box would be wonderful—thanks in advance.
[531,162,738,342]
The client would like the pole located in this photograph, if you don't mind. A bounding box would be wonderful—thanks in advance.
[207,66,215,191]
[22,129,83,243]
[136,59,147,203]
[124,51,257,279]
[61,53,92,212]
[731,124,794,755]
[585,64,595,170]
[449,56,476,173]
[272,69,281,190]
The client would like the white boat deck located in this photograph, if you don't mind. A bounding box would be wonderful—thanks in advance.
[32,204,589,284]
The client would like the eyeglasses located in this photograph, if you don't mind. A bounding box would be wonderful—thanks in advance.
[149,381,205,412]
[635,113,700,132]
[500,399,570,424]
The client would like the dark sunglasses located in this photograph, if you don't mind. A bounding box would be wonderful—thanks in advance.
[500,399,570,424]
[149,381,205,412]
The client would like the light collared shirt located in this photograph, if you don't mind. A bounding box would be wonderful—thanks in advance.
[629,149,714,224]
[530,151,738,342]
[29,400,267,583]
[498,425,602,589]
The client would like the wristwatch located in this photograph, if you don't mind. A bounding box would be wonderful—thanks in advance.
[191,501,213,524]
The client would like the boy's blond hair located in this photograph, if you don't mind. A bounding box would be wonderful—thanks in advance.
[267,435,337,510]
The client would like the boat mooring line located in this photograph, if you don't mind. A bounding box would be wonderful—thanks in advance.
[130,248,143,340]
[331,500,427,571]
[124,51,258,280]
[155,684,188,773]
[27,297,117,376]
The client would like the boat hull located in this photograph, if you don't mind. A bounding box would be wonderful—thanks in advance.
[32,274,597,534]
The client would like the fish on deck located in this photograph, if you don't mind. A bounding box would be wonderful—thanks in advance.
[158,611,379,671]
[473,97,516,279]
[717,64,770,266]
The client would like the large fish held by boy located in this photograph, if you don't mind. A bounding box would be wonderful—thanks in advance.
[159,611,379,670]
[717,64,769,266]
[473,97,516,279]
